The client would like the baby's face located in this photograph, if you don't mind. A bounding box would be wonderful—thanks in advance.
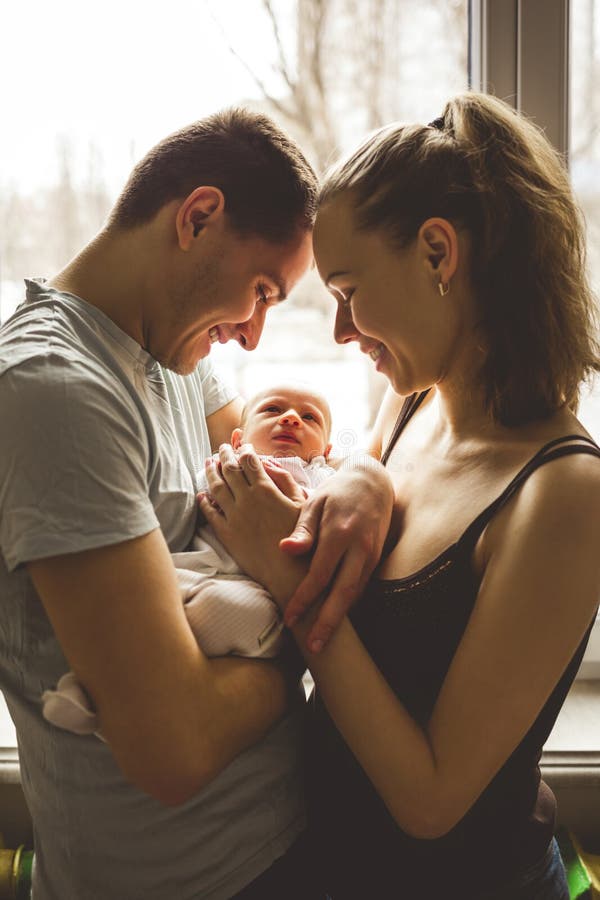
[237,386,332,461]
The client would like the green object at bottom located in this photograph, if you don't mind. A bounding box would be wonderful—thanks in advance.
[0,846,33,900]
[556,828,592,900]
[15,849,33,900]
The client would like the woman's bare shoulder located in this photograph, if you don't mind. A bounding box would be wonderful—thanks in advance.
[482,431,600,579]
[368,387,409,459]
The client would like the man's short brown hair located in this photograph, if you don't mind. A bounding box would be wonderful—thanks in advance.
[109,108,318,243]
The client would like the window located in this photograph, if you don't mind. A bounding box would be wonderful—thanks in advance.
[471,0,599,678]
[209,0,469,450]
[0,0,469,747]
[3,0,597,748]
[570,0,600,677]
[0,694,15,747]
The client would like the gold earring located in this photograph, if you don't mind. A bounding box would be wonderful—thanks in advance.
[438,279,450,297]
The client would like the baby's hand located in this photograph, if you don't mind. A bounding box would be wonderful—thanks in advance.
[196,452,228,527]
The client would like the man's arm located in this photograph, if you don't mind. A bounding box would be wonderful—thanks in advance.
[206,397,245,451]
[29,528,290,807]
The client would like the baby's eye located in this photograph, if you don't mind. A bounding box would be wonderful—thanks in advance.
[264,405,280,413]
[303,413,316,421]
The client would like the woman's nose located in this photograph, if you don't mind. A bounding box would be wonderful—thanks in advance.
[334,302,359,345]
[279,408,301,426]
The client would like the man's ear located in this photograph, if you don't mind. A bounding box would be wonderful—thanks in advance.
[418,217,459,286]
[176,186,225,251]
[231,427,244,450]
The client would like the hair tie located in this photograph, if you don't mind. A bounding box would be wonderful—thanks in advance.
[428,116,445,131]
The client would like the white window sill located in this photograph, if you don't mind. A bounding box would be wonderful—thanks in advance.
[2,677,599,788]
[0,748,20,784]
[541,680,600,787]
[575,614,600,680]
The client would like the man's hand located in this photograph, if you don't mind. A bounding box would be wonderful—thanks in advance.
[281,456,394,653]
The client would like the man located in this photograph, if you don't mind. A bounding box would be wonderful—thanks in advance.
[0,108,391,899]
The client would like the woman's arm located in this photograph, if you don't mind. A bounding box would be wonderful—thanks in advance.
[202,448,600,838]
[280,454,395,650]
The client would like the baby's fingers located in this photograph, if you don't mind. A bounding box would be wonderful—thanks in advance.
[198,492,226,532]
[236,444,267,487]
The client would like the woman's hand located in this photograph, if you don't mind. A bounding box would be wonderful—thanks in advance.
[281,456,394,653]
[198,444,308,606]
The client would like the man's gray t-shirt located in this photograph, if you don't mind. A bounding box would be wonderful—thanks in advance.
[0,280,305,900]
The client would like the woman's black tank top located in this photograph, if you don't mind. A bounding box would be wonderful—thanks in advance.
[308,391,600,899]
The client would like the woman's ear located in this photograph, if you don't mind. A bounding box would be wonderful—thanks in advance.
[231,427,244,450]
[176,186,225,251]
[418,217,459,287]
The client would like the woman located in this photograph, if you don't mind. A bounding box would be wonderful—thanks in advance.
[201,92,600,899]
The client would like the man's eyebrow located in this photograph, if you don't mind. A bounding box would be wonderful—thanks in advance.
[326,270,349,286]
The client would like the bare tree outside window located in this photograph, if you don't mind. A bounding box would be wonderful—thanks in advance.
[0,136,111,321]
[206,0,467,173]
[205,0,468,440]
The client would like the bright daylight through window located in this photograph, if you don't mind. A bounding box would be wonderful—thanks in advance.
[569,0,600,677]
[0,0,468,745]
[2,0,599,744]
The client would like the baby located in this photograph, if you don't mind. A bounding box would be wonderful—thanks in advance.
[42,382,335,736]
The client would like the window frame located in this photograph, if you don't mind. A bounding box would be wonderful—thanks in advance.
[470,0,569,156]
[470,0,599,678]
[0,1,596,759]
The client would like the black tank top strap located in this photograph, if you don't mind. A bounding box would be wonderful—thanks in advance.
[380,389,431,467]
[458,434,600,550]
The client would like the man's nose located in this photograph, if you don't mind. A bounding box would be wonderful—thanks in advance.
[334,302,359,345]
[235,304,266,351]
[279,408,301,427]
